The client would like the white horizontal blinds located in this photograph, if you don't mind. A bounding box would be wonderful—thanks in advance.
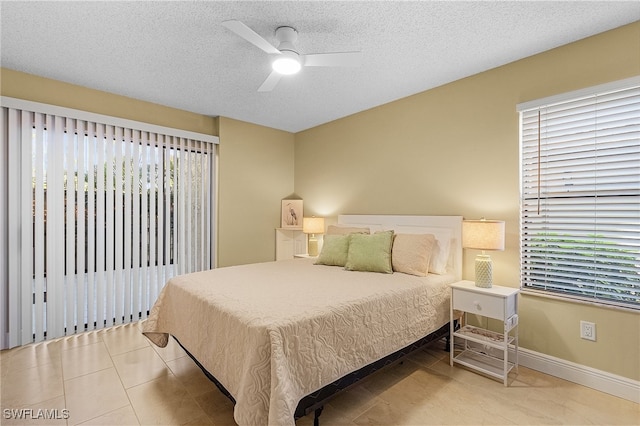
[520,84,640,309]
[3,103,215,346]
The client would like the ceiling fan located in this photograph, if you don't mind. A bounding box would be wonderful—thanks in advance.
[222,20,362,92]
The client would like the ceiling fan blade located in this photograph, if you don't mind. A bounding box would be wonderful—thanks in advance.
[222,20,281,55]
[303,52,362,67]
[257,70,283,92]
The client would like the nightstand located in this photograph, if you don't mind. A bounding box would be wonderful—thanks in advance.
[450,280,519,386]
[275,228,307,260]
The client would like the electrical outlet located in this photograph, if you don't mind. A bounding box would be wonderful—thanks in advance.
[580,321,596,341]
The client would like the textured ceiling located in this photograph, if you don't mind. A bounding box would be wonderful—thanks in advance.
[1,1,639,133]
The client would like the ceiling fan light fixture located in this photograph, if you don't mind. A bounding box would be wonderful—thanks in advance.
[272,51,301,75]
[222,20,362,91]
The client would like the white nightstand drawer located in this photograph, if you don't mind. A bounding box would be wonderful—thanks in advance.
[453,289,508,320]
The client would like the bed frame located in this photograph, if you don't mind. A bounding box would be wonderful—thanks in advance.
[185,215,462,425]
[294,322,450,424]
[178,322,450,426]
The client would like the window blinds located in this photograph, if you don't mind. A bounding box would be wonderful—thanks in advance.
[519,82,640,309]
[3,100,217,347]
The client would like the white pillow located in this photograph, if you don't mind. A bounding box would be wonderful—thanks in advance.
[428,232,452,274]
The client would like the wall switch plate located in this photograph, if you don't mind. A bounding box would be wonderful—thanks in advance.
[580,321,596,341]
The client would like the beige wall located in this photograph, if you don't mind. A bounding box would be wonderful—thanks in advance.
[217,117,295,267]
[1,68,218,135]
[294,22,640,380]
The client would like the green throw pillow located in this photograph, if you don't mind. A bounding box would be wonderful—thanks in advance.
[315,234,350,266]
[345,230,394,273]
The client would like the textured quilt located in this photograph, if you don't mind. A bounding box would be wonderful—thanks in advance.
[142,258,453,425]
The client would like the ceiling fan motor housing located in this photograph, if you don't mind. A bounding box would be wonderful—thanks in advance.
[275,26,298,53]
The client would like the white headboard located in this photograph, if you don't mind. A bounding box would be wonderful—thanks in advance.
[338,215,463,280]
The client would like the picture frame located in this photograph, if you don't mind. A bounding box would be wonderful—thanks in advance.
[281,200,303,228]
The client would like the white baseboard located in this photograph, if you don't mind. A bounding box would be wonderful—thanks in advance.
[515,347,640,404]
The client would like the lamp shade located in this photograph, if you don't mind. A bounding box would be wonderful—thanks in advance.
[462,220,505,251]
[302,217,325,235]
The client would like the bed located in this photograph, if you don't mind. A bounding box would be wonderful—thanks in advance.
[143,215,462,425]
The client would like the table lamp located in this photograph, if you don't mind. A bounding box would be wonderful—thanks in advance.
[303,217,325,256]
[462,219,505,288]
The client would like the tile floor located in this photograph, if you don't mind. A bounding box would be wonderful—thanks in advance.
[1,321,638,425]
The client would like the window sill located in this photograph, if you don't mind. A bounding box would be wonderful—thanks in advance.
[520,288,639,313]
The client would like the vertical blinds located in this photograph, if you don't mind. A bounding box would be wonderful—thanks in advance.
[519,83,640,309]
[4,104,216,347]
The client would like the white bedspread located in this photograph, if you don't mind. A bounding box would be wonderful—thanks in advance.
[143,258,453,425]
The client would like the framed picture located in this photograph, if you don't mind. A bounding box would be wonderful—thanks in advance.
[281,200,303,228]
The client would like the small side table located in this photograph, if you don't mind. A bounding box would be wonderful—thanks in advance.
[450,280,519,386]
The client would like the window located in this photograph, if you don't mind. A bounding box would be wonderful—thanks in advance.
[518,78,640,310]
[2,98,218,348]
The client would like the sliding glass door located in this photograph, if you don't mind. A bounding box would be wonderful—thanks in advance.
[2,100,217,347]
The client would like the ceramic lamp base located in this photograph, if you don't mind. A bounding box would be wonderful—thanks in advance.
[474,254,493,288]
[308,236,319,257]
